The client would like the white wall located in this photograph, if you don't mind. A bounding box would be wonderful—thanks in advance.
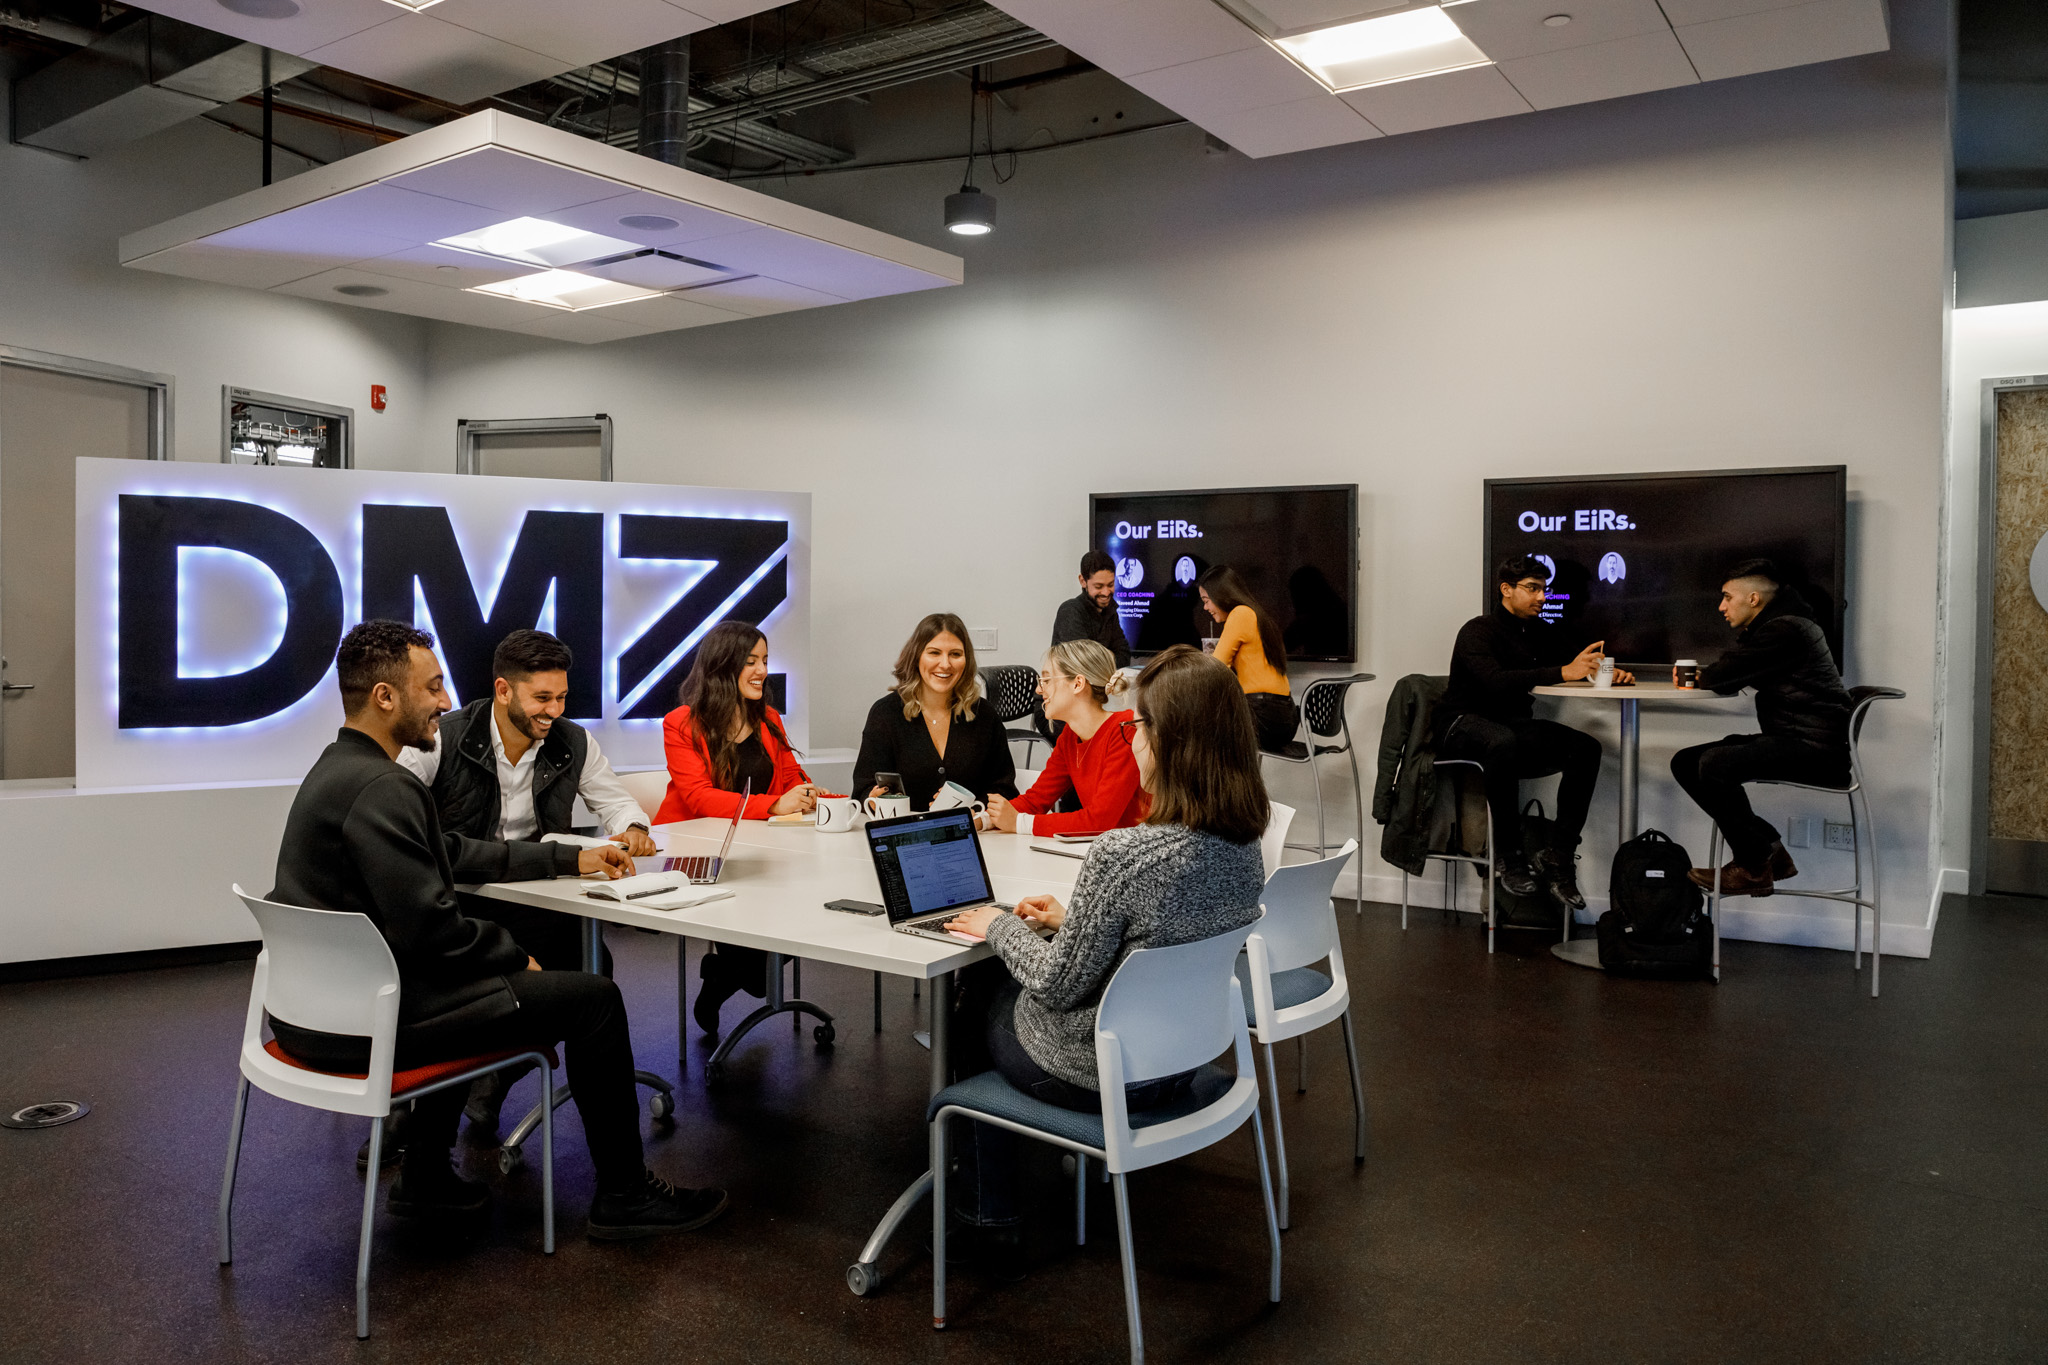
[420,0,1952,954]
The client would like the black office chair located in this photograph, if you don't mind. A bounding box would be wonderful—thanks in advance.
[1258,673,1374,911]
[981,665,1047,767]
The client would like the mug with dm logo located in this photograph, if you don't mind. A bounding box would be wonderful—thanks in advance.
[863,793,911,821]
[929,780,987,821]
[814,795,860,833]
[1674,660,1700,689]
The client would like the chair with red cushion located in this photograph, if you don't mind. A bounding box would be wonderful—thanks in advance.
[217,886,557,1339]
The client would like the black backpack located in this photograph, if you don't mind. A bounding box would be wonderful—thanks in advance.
[1596,829,1714,979]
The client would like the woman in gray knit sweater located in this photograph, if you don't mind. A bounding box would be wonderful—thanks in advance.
[944,644,1270,1112]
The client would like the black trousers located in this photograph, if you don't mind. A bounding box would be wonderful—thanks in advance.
[458,892,612,976]
[272,970,647,1194]
[1246,692,1300,753]
[1671,734,1849,869]
[1438,715,1601,860]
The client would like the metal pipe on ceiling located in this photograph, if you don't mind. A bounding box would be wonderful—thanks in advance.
[637,36,691,167]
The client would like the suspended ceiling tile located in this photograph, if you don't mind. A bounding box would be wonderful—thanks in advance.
[1199,92,1384,156]
[139,214,417,289]
[1058,0,1261,78]
[126,237,341,290]
[678,275,848,317]
[300,16,567,106]
[1657,0,1810,23]
[1496,29,1698,110]
[1123,44,1328,118]
[1447,0,1675,62]
[666,0,790,22]
[507,293,748,344]
[1339,64,1533,135]
[425,0,712,67]
[352,243,548,289]
[1673,0,1888,80]
[272,267,548,329]
[536,190,761,253]
[273,182,508,244]
[383,148,631,216]
[694,227,941,298]
[121,0,396,57]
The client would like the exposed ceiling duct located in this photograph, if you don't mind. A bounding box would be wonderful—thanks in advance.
[637,36,691,167]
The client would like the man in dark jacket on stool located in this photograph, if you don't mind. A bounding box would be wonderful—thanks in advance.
[1437,555,1630,912]
[268,620,728,1239]
[1672,560,1853,896]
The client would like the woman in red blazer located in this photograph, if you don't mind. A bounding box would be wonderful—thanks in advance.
[658,620,817,1030]
[986,640,1148,837]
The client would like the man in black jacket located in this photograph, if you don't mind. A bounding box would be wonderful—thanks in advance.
[1437,555,1629,910]
[1051,549,1132,668]
[269,620,727,1239]
[1672,560,1852,896]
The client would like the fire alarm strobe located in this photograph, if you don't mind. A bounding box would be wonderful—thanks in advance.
[370,384,387,412]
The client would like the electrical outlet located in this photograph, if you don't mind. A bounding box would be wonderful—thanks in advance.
[970,627,998,651]
[1824,820,1855,852]
[1785,816,1818,849]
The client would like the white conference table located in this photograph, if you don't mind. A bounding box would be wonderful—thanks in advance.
[474,814,1083,1297]
[1530,679,1740,967]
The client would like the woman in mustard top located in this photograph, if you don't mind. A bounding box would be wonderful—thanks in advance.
[1198,564,1300,752]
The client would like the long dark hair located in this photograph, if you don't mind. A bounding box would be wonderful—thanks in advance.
[1197,565,1288,678]
[891,612,982,721]
[1135,645,1269,844]
[679,620,790,788]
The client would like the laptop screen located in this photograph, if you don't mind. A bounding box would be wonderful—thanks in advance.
[866,809,994,923]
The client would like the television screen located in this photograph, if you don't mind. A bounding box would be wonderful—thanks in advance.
[1089,485,1358,662]
[1482,466,1847,666]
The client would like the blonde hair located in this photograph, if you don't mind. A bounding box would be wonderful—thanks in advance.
[893,612,982,721]
[1046,640,1128,708]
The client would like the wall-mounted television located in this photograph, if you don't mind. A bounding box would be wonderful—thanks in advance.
[1089,484,1358,662]
[1482,466,1847,666]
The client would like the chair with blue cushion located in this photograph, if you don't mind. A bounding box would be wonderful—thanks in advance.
[1238,840,1364,1230]
[929,926,1281,1364]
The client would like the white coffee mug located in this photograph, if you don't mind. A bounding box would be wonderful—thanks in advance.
[929,781,987,821]
[814,796,861,833]
[864,793,911,821]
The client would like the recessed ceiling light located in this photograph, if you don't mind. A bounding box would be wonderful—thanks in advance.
[1542,13,1573,25]
[433,216,643,269]
[334,283,389,297]
[618,213,682,231]
[467,270,665,312]
[1273,6,1491,93]
[377,0,445,10]
[215,0,299,17]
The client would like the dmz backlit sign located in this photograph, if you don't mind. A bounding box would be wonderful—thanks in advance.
[76,460,811,789]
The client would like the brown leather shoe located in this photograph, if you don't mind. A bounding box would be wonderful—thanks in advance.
[1764,843,1798,883]
[1688,862,1776,896]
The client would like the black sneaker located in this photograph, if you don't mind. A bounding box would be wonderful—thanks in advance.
[1498,859,1543,899]
[462,1061,535,1141]
[587,1172,730,1241]
[387,1157,491,1218]
[1533,847,1586,913]
[356,1107,408,1173]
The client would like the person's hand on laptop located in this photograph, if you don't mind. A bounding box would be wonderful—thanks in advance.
[578,844,634,879]
[944,905,1003,938]
[610,825,657,858]
[1014,895,1066,932]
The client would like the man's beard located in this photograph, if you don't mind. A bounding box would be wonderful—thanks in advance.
[504,697,545,743]
[395,699,442,752]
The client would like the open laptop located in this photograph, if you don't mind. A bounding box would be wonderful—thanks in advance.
[662,780,749,885]
[865,807,1023,943]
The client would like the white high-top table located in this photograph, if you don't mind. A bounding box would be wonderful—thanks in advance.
[475,815,1082,1297]
[1528,680,1741,967]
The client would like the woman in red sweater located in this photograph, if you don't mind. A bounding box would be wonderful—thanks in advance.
[986,640,1148,837]
[657,620,816,1030]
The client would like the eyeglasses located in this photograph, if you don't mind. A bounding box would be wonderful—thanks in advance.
[1515,580,1550,593]
[1119,717,1147,740]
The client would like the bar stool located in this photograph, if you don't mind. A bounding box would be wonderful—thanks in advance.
[1259,672,1375,911]
[1400,758,1498,953]
[1707,685,1903,997]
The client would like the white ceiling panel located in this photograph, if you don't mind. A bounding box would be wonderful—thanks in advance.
[667,0,789,22]
[1339,64,1532,134]
[278,183,507,244]
[1448,0,1675,62]
[1496,29,1698,110]
[695,228,944,298]
[1255,0,1414,27]
[424,0,709,66]
[126,238,342,290]
[678,275,847,316]
[124,0,395,57]
[536,191,761,254]
[383,148,629,216]
[1123,44,1328,118]
[1059,0,1260,78]
[1656,0,1810,23]
[1200,92,1383,156]
[301,17,567,105]
[1674,0,1888,81]
[507,293,749,344]
[272,266,550,329]
[352,242,548,289]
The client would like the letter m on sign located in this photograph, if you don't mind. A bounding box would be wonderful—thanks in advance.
[361,506,603,718]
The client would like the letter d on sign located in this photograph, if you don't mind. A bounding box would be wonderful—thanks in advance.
[118,496,344,728]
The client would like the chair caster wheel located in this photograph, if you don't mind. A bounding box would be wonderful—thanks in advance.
[706,1062,727,1086]
[847,1261,880,1296]
[814,1022,836,1047]
[497,1144,522,1175]
[648,1091,674,1122]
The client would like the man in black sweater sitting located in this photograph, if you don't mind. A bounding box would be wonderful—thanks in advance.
[1437,555,1629,911]
[268,620,727,1239]
[1672,560,1853,896]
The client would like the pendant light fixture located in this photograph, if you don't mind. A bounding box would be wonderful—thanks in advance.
[944,67,996,237]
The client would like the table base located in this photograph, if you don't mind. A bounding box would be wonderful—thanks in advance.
[1550,939,1604,970]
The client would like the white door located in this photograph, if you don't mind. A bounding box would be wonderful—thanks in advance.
[0,363,157,779]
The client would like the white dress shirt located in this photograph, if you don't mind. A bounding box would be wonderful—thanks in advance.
[399,713,650,841]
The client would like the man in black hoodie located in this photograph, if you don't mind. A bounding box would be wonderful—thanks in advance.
[1672,560,1852,896]
[268,620,728,1239]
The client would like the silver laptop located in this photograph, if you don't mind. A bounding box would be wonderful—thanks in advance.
[865,807,1016,943]
[662,780,748,885]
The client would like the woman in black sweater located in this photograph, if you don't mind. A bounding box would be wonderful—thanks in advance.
[853,612,1018,811]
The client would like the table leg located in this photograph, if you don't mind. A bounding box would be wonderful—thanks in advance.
[583,916,602,975]
[1619,696,1640,843]
[848,969,952,1297]
[676,937,689,1078]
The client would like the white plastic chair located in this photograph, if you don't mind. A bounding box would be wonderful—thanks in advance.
[217,887,555,1339]
[616,767,669,818]
[929,925,1280,1364]
[1261,801,1296,882]
[1238,840,1365,1230]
